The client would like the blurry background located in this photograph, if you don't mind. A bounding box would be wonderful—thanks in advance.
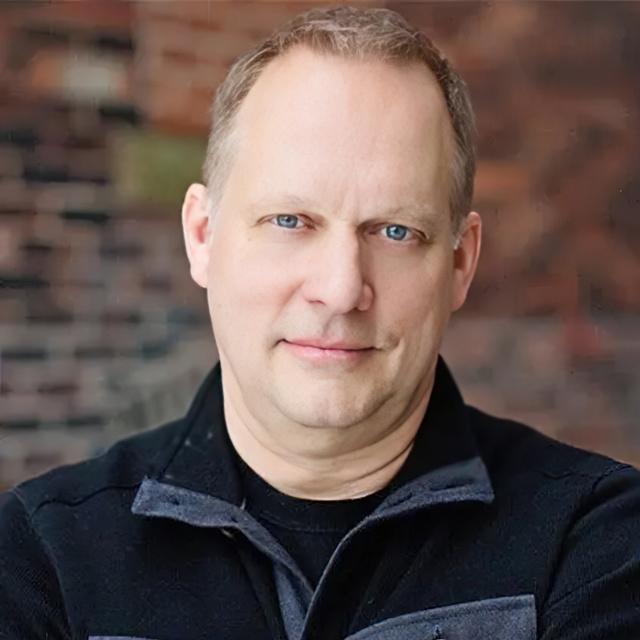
[0,1,638,490]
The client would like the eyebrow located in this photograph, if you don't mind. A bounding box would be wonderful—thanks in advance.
[246,195,442,233]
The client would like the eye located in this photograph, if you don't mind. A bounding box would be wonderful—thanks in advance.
[379,224,415,242]
[269,214,305,230]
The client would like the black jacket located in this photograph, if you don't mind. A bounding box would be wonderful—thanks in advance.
[1,358,639,640]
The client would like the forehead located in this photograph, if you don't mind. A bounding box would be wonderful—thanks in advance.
[226,47,453,216]
[236,47,451,155]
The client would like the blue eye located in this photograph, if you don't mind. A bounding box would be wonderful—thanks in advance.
[272,214,302,229]
[382,224,411,242]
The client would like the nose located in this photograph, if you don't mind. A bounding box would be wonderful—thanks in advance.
[300,230,373,314]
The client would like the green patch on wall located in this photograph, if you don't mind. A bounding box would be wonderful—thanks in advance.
[112,131,206,210]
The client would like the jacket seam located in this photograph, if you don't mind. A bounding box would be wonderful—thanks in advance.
[18,482,143,519]
[469,406,629,482]
[10,488,74,639]
[542,462,632,612]
[530,465,630,482]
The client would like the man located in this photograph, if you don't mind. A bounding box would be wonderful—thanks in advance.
[1,6,638,639]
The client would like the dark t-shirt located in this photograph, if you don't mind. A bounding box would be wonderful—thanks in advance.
[238,457,389,588]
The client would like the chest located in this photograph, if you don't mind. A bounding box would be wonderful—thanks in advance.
[64,510,548,640]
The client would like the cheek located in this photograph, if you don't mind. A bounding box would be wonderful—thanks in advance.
[208,234,296,314]
[375,257,452,337]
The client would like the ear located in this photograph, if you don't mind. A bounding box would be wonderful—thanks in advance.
[450,210,482,312]
[181,183,211,289]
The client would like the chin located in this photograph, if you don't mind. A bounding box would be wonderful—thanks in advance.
[274,386,384,430]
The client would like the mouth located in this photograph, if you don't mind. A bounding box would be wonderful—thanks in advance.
[280,340,375,364]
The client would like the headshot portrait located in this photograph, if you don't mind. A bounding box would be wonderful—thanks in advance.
[0,3,639,639]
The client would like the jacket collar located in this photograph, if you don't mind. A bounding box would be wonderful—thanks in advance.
[132,355,494,523]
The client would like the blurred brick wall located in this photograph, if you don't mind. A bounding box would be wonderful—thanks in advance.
[0,2,214,488]
[1,1,638,489]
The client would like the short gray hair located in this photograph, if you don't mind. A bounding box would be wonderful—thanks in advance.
[204,6,476,234]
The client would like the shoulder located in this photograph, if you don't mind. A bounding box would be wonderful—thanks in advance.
[0,418,187,632]
[465,407,640,630]
[466,404,640,501]
[8,418,186,519]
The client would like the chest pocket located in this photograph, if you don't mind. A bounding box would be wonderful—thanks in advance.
[345,594,536,640]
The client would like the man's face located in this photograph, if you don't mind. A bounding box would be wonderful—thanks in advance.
[187,48,478,435]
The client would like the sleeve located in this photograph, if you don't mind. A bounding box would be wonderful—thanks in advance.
[0,490,71,639]
[540,464,640,639]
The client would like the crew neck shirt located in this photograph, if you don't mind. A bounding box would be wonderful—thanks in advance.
[237,458,390,588]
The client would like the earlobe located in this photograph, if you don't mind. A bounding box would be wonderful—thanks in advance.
[451,211,482,312]
[181,183,211,289]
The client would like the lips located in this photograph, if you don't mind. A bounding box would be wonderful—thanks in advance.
[281,339,375,365]
[283,339,372,351]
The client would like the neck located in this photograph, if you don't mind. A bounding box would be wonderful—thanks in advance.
[222,372,433,501]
